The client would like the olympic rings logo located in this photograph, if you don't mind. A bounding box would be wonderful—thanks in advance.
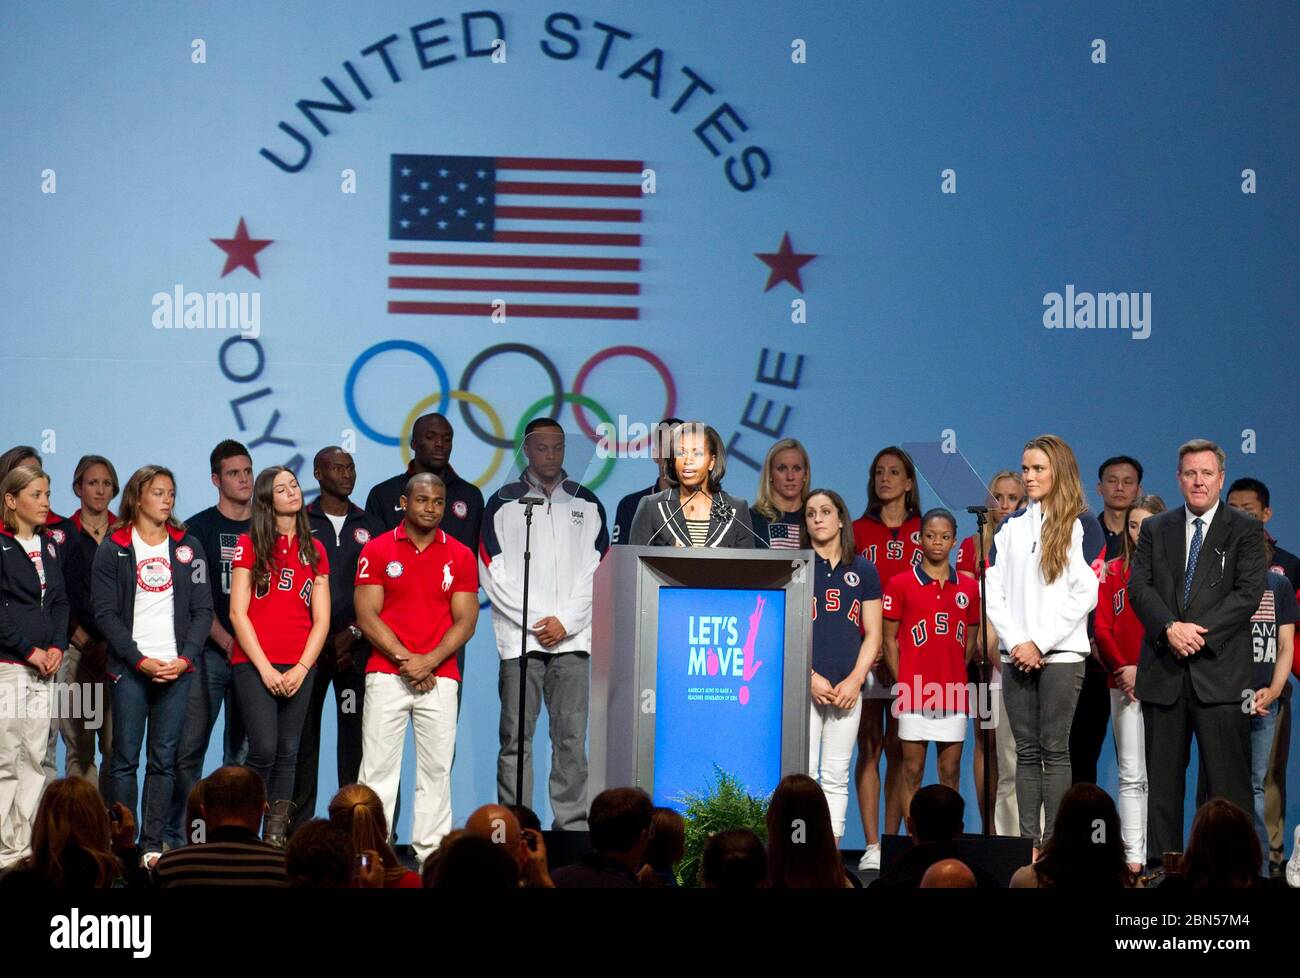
[344,341,677,491]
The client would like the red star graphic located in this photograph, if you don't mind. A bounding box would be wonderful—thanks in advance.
[755,232,816,292]
[211,218,272,278]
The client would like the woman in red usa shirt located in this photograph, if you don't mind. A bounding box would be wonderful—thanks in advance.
[1095,494,1165,873]
[229,468,330,809]
[850,445,923,870]
[884,509,980,821]
[805,488,882,844]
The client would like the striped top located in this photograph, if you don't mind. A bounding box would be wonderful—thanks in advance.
[155,826,288,888]
[685,519,710,547]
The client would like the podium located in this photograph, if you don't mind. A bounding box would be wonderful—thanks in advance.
[589,545,813,809]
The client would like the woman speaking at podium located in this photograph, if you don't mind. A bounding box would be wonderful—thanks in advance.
[628,422,757,549]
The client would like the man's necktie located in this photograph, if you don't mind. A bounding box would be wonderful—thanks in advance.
[1183,517,1204,606]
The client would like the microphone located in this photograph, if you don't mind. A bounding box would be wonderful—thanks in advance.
[710,493,771,548]
[645,488,699,543]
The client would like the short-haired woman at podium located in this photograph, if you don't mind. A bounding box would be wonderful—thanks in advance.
[628,422,757,548]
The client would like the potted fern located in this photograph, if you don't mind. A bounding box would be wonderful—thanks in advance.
[673,766,770,887]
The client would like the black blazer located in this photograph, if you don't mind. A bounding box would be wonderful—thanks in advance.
[0,527,70,666]
[1129,502,1267,707]
[628,490,756,549]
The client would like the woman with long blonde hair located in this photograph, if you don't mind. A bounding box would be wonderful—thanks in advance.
[984,435,1103,853]
[750,439,811,548]
[327,783,420,887]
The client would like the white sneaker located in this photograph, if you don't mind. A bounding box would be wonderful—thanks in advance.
[1286,826,1300,889]
[141,851,162,870]
[857,843,881,872]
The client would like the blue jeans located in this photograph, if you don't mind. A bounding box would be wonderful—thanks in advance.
[1250,701,1278,859]
[168,645,248,848]
[109,666,194,853]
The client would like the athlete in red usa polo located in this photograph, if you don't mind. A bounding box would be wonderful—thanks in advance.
[354,472,479,866]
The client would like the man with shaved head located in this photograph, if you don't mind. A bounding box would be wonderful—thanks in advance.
[919,859,978,888]
[465,802,554,887]
[364,414,484,549]
[291,447,383,830]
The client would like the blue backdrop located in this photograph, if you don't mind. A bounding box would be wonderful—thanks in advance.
[2,0,1296,850]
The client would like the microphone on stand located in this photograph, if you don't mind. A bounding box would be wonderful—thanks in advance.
[710,493,771,548]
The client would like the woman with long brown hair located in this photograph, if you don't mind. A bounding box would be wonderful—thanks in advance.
[766,774,856,888]
[984,435,1102,853]
[0,777,147,889]
[1095,493,1166,872]
[327,783,420,887]
[229,467,330,812]
[92,464,213,868]
[850,445,923,870]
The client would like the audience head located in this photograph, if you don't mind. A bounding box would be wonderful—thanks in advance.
[421,829,466,887]
[1034,783,1131,888]
[21,777,120,887]
[466,803,527,875]
[328,784,404,880]
[644,807,687,874]
[285,819,353,888]
[906,784,964,845]
[588,787,653,867]
[507,804,542,833]
[200,766,267,834]
[184,778,207,845]
[1182,798,1261,888]
[701,828,767,889]
[920,859,977,889]
[426,835,520,889]
[766,774,845,888]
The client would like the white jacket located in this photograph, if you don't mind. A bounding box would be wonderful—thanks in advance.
[479,474,609,659]
[984,501,1102,662]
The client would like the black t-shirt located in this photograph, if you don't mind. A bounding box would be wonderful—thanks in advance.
[184,506,250,649]
[364,467,484,551]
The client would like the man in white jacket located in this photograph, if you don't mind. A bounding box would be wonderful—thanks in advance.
[478,419,609,830]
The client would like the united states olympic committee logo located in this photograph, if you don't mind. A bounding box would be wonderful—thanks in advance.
[345,341,677,491]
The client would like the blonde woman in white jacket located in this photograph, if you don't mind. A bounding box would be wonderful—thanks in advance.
[985,435,1103,854]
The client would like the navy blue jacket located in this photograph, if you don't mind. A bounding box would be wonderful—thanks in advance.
[0,525,70,666]
[306,499,383,634]
[91,524,214,680]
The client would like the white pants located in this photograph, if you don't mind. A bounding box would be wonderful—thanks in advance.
[358,672,458,867]
[0,663,52,869]
[1109,688,1147,865]
[993,680,1020,837]
[809,695,862,839]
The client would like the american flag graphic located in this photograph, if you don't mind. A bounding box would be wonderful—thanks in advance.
[387,153,644,320]
[767,521,802,549]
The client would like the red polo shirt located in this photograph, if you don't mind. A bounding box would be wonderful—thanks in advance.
[853,512,923,588]
[354,523,478,680]
[883,565,980,714]
[230,533,329,666]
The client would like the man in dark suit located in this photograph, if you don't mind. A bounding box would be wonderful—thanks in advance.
[1129,439,1267,864]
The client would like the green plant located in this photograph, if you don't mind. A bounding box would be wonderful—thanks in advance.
[673,766,769,887]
